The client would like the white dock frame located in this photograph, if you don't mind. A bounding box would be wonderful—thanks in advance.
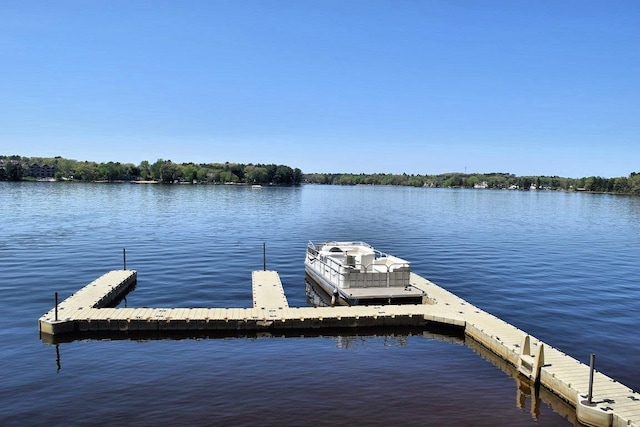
[39,270,639,427]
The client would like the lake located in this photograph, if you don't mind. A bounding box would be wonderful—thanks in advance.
[2,182,639,426]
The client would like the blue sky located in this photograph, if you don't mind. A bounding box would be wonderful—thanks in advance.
[1,1,638,177]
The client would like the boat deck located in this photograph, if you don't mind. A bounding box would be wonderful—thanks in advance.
[38,270,640,427]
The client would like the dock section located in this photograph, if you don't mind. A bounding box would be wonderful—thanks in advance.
[38,270,639,427]
[39,270,136,335]
[408,274,640,427]
[252,270,289,309]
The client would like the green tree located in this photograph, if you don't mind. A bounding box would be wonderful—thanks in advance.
[273,165,294,184]
[122,163,139,180]
[292,168,302,184]
[159,161,179,183]
[53,157,75,178]
[219,170,239,183]
[245,165,269,183]
[196,167,211,182]
[98,162,122,181]
[443,174,462,187]
[629,173,640,195]
[75,161,100,181]
[182,164,198,182]
[5,161,23,181]
[139,160,151,180]
[466,175,479,188]
[150,159,164,181]
[224,162,244,181]
[613,177,629,193]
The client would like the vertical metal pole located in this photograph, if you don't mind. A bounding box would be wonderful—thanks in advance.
[123,248,127,270]
[263,242,266,271]
[587,353,595,404]
[55,292,58,321]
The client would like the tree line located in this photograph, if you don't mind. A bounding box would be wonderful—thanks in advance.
[304,171,640,195]
[2,154,639,195]
[0,155,303,185]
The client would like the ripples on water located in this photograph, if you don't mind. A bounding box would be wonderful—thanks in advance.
[1,182,639,426]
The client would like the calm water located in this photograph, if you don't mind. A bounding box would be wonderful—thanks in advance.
[2,182,639,426]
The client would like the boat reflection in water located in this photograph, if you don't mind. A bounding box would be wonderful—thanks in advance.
[305,273,337,307]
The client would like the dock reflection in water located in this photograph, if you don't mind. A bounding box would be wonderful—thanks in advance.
[38,270,587,426]
[305,278,581,425]
[47,320,581,426]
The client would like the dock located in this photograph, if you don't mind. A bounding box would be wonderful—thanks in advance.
[39,270,639,427]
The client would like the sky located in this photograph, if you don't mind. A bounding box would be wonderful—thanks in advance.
[1,1,638,178]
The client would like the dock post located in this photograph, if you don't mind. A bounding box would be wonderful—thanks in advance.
[54,292,58,321]
[263,242,266,271]
[587,353,595,404]
[577,352,614,426]
[123,248,127,270]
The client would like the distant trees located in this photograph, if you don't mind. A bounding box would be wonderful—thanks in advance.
[302,171,640,195]
[4,160,24,181]
[150,159,181,183]
[579,174,640,194]
[1,153,639,195]
[245,165,268,183]
[74,161,100,181]
[139,160,151,180]
[0,155,303,185]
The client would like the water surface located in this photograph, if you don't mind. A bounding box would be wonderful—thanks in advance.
[2,182,639,426]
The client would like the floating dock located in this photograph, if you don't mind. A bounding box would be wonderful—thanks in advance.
[39,270,639,427]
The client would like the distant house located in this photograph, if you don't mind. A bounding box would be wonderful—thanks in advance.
[29,163,58,178]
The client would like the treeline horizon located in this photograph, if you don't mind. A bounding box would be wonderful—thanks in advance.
[0,155,302,185]
[1,154,639,195]
[305,171,640,194]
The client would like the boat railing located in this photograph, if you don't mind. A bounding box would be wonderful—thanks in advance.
[361,262,411,287]
[362,261,410,273]
[373,248,390,259]
[306,243,348,287]
[308,241,374,250]
[307,247,410,289]
[307,241,392,261]
[306,244,320,258]
[306,241,412,287]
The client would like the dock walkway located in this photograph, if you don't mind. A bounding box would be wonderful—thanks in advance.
[39,270,639,427]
